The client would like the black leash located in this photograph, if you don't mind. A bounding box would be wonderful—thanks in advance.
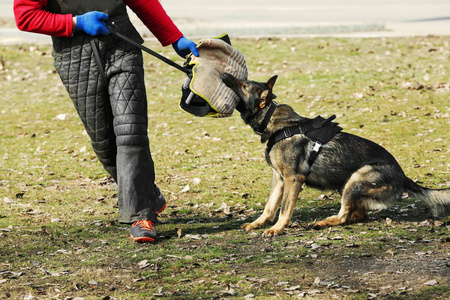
[89,24,192,90]
[90,39,108,87]
[107,26,191,75]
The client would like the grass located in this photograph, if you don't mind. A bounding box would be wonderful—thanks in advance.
[0,36,449,299]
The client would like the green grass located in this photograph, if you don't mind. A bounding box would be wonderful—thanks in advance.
[1,37,449,299]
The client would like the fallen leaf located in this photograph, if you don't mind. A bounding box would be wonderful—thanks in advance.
[181,184,190,193]
[284,285,301,291]
[185,234,201,240]
[221,284,236,295]
[138,260,150,269]
[311,243,321,250]
[307,289,323,295]
[55,114,67,120]
[424,280,438,286]
[386,249,395,256]
[3,197,14,204]
[215,202,231,215]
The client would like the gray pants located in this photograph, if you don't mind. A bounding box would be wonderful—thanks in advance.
[52,16,157,224]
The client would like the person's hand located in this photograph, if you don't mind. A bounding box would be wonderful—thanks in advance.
[172,36,199,58]
[75,11,109,36]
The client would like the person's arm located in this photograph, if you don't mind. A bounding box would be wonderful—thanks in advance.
[13,0,74,37]
[123,0,198,57]
[122,0,183,47]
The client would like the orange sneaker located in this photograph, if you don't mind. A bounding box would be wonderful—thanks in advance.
[130,220,157,243]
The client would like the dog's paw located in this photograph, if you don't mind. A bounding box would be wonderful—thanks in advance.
[241,222,259,231]
[311,221,327,230]
[312,215,341,230]
[262,228,283,237]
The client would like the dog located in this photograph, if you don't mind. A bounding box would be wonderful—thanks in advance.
[222,72,450,237]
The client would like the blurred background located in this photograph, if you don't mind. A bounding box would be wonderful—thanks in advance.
[1,0,450,44]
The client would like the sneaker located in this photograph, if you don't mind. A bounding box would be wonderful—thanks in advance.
[130,220,157,243]
[154,186,166,215]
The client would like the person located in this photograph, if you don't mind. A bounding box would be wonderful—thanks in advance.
[13,0,199,243]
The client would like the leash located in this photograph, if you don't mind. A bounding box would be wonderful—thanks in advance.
[107,26,191,75]
[107,25,200,106]
[90,38,108,87]
[89,23,194,103]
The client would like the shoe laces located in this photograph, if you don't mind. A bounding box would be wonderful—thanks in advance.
[132,220,155,231]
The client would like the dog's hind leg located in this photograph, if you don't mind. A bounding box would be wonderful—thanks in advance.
[263,174,306,237]
[312,196,369,229]
[313,165,396,229]
[242,170,284,232]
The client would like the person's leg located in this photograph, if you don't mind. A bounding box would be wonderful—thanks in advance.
[105,37,159,226]
[52,35,118,182]
[52,23,163,242]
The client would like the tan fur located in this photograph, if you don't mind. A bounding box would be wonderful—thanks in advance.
[242,169,306,237]
[313,165,393,229]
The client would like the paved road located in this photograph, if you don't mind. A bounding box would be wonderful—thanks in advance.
[1,0,450,44]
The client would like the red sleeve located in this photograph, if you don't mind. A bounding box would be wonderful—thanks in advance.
[13,0,74,37]
[123,0,183,46]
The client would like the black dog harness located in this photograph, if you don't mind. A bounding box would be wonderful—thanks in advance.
[259,103,343,174]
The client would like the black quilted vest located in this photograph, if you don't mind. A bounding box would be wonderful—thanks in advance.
[46,0,127,16]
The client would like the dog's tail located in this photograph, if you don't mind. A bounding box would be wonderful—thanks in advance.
[405,178,450,217]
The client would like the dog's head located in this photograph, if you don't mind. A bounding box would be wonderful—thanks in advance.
[222,73,277,122]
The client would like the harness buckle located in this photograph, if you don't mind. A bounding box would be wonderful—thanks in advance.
[312,141,322,152]
[298,124,305,134]
[283,127,292,138]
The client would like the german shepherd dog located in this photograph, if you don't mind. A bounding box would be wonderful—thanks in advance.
[222,73,450,237]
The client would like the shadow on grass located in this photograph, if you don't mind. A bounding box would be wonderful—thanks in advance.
[157,197,439,239]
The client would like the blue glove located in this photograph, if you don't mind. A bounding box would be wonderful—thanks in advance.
[172,36,199,58]
[75,11,109,36]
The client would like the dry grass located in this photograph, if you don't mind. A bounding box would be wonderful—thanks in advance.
[0,36,449,299]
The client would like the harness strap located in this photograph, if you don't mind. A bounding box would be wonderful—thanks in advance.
[306,141,323,174]
[256,102,277,135]
[266,115,342,175]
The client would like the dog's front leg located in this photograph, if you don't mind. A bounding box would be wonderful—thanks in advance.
[242,170,284,231]
[263,175,305,237]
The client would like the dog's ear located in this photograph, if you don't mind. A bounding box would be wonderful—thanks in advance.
[266,75,278,90]
[259,75,278,108]
[259,90,271,108]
